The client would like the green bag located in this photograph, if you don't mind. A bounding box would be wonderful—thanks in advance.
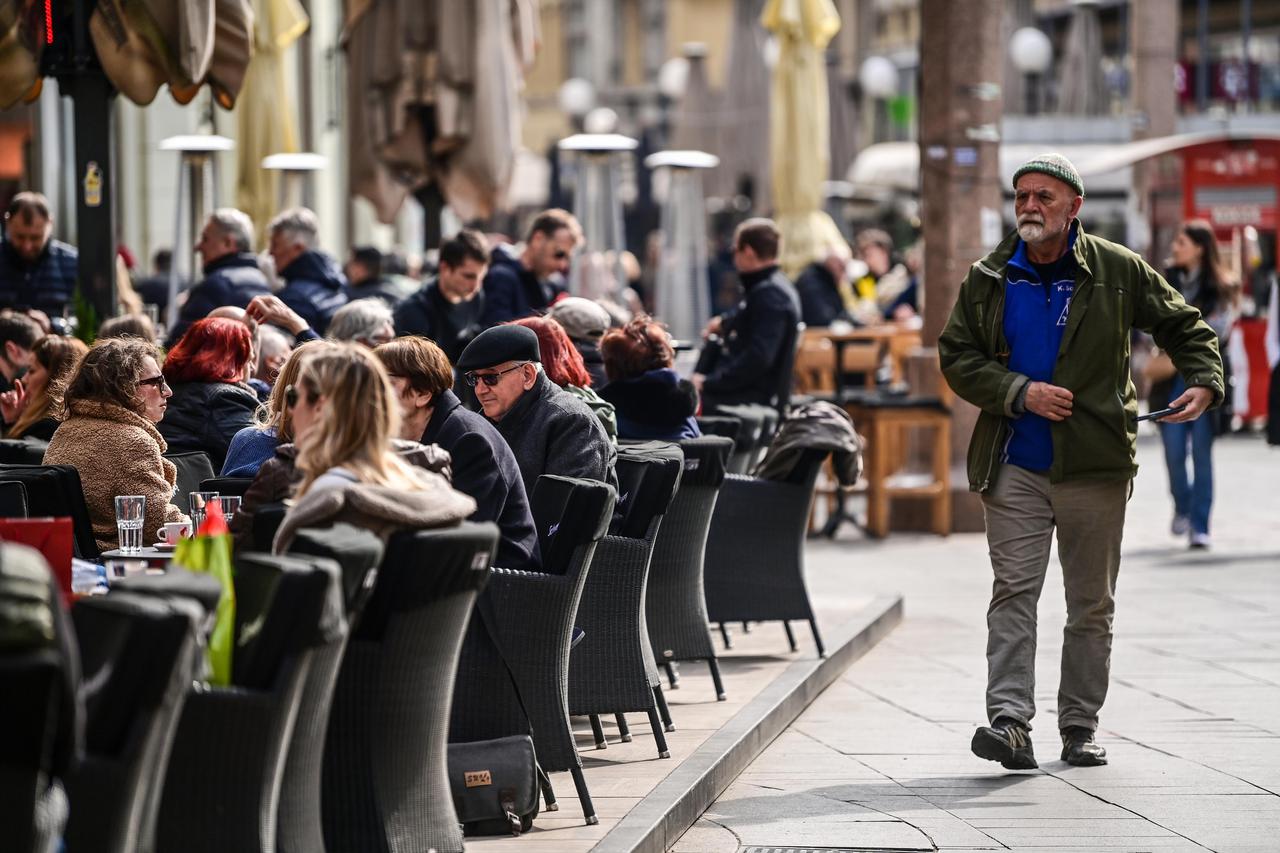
[173,503,235,685]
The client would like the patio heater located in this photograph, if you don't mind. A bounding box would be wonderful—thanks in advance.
[159,135,235,332]
[644,150,719,345]
[558,133,638,302]
[261,152,328,212]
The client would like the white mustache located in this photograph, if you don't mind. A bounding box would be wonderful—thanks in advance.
[1018,216,1044,225]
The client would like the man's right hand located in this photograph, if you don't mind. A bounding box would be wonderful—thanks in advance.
[702,316,722,339]
[1024,381,1073,421]
[245,294,309,336]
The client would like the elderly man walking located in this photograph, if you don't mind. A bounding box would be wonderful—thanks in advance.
[939,154,1223,770]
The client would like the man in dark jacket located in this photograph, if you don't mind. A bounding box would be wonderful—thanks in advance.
[166,208,272,345]
[458,325,617,499]
[373,336,539,570]
[0,192,78,319]
[479,208,581,327]
[694,218,801,413]
[267,207,349,335]
[794,245,855,328]
[940,154,1223,773]
[393,229,489,363]
[345,245,416,307]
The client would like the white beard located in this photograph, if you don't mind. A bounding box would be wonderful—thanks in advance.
[1018,221,1045,242]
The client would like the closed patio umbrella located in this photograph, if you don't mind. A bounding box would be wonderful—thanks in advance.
[718,0,772,208]
[762,0,846,278]
[1057,0,1105,115]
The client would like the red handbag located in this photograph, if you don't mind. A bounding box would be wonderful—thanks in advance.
[0,517,75,602]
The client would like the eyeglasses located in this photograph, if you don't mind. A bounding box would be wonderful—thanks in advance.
[284,384,299,408]
[552,249,571,260]
[138,375,169,390]
[464,363,529,388]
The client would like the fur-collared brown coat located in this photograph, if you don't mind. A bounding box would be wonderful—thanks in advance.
[43,399,189,551]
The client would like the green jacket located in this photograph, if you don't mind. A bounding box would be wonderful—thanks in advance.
[939,223,1223,493]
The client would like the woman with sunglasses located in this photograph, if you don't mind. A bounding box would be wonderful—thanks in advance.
[44,338,190,551]
[222,340,325,477]
[1,334,87,440]
[270,343,473,552]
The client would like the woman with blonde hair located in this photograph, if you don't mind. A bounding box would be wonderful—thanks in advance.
[1,335,88,440]
[221,339,325,476]
[271,343,473,552]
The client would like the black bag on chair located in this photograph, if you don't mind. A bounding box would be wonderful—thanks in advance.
[447,735,541,836]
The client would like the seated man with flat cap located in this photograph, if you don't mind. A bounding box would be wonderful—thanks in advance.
[458,324,618,498]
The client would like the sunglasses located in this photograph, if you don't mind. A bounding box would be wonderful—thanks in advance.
[284,384,299,408]
[138,375,169,390]
[464,363,529,388]
[552,250,570,260]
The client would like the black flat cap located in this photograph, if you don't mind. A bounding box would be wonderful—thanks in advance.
[456,324,542,371]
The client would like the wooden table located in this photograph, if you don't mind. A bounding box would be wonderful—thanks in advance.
[811,325,922,396]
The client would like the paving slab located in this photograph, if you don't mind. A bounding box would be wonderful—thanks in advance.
[674,432,1280,852]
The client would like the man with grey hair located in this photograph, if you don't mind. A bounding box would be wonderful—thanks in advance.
[267,207,348,335]
[166,207,271,345]
[326,299,395,349]
[940,153,1223,771]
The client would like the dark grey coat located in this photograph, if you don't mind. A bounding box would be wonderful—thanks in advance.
[491,371,618,498]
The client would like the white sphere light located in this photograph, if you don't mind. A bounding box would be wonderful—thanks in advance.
[658,57,689,99]
[583,106,619,134]
[558,77,596,117]
[1009,27,1053,74]
[859,55,899,99]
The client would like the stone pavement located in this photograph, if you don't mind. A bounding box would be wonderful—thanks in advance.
[676,430,1280,853]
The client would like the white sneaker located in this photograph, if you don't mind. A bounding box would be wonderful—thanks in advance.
[1171,514,1191,536]
[1189,532,1211,549]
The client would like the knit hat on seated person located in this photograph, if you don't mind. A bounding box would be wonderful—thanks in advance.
[1012,153,1085,197]
[456,324,542,371]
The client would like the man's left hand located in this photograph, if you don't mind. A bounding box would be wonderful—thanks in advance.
[1161,385,1215,423]
[691,372,705,392]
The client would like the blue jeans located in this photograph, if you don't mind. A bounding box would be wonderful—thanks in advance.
[1158,379,1215,535]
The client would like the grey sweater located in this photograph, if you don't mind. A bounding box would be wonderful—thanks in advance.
[492,372,618,498]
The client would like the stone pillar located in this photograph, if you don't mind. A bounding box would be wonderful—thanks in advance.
[916,0,1006,532]
[1130,0,1180,262]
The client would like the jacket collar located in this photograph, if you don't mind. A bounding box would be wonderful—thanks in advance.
[494,371,554,427]
[1006,220,1080,280]
[740,264,779,290]
[67,399,168,450]
[977,219,1092,284]
[202,251,260,275]
[422,387,463,444]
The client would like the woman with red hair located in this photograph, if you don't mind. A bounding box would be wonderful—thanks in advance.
[511,315,616,439]
[158,316,259,469]
[599,316,702,441]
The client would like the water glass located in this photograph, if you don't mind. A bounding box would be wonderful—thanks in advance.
[114,495,146,553]
[189,491,220,530]
[219,495,242,524]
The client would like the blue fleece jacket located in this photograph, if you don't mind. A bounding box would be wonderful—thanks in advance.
[1002,226,1078,472]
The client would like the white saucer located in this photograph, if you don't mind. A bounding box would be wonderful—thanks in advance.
[151,541,178,552]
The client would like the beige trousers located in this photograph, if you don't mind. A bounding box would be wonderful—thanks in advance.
[981,464,1130,732]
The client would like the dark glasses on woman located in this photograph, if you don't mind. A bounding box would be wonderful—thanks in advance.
[284,384,299,408]
[137,375,169,390]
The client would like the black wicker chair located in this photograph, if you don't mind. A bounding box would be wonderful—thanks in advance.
[697,412,756,474]
[164,451,216,512]
[319,523,496,853]
[451,475,615,826]
[0,437,49,465]
[200,476,254,497]
[568,443,683,757]
[153,553,345,853]
[0,464,99,558]
[0,479,29,517]
[64,591,208,853]
[645,436,734,699]
[0,554,78,853]
[703,448,828,657]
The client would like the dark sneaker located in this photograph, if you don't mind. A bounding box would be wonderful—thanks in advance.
[1060,727,1108,766]
[971,717,1038,770]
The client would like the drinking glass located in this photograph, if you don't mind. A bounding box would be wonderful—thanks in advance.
[114,495,146,553]
[189,491,220,530]
[219,495,242,524]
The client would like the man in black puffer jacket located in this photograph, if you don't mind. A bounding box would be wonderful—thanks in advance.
[166,208,271,345]
[267,208,349,335]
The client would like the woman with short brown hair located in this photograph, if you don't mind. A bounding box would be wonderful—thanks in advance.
[599,316,701,441]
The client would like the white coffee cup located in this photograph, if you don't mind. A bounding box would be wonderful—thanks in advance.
[157,521,192,543]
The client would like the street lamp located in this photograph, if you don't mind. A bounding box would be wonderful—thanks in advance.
[1009,26,1053,115]
[558,77,596,131]
[859,56,899,143]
